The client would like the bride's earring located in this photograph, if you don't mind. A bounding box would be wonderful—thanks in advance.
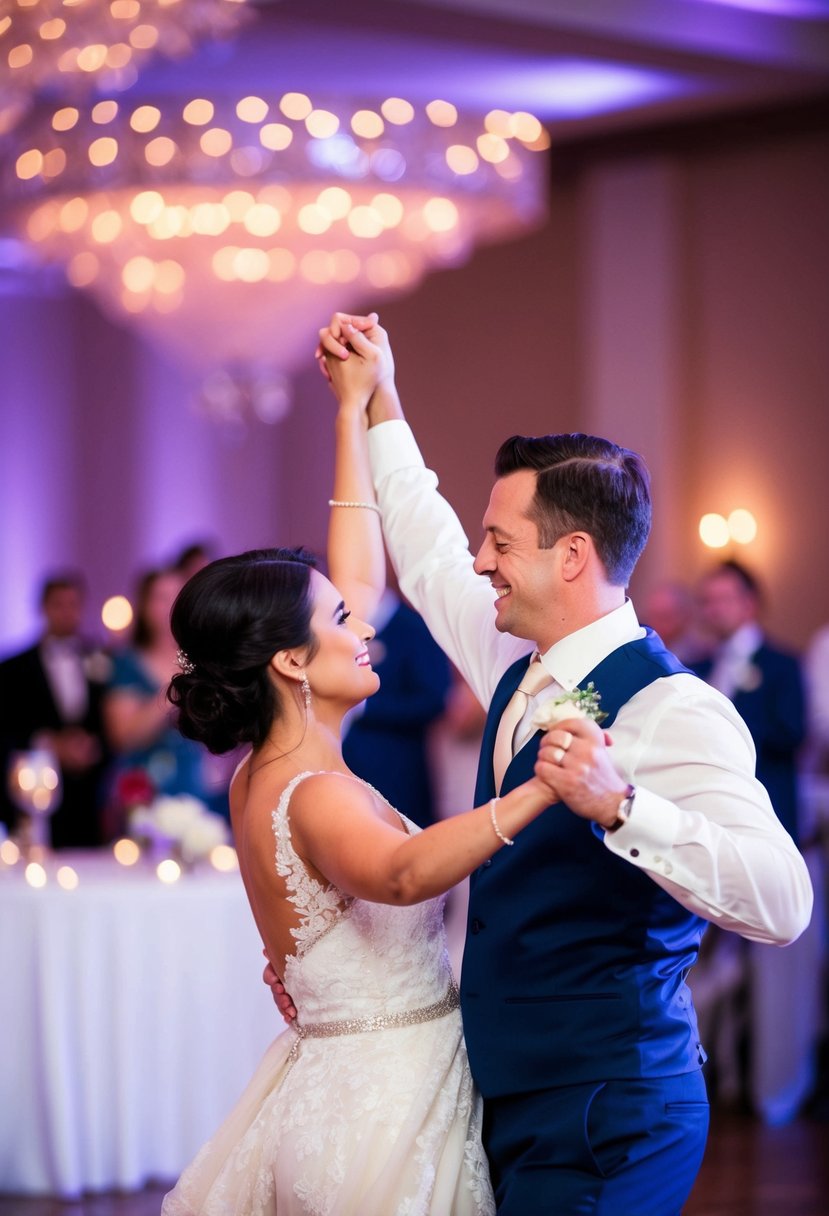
[300,674,312,711]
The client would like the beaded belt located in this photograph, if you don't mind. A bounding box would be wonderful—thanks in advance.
[287,981,459,1064]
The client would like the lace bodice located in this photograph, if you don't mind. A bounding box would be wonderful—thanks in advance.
[272,771,455,1026]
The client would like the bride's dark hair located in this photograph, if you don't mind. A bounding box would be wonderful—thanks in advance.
[167,547,319,754]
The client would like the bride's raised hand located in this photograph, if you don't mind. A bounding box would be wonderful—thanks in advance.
[324,322,393,411]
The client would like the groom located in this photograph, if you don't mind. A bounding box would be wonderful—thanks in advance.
[273,315,812,1213]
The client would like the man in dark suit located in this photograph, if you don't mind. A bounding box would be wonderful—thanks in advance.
[693,559,806,844]
[342,589,451,829]
[0,572,111,848]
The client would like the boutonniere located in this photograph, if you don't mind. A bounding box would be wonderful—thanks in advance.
[735,662,763,693]
[531,681,608,730]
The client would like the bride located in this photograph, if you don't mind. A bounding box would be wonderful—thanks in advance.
[161,318,558,1215]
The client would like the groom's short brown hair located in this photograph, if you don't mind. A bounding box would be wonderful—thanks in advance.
[494,433,652,587]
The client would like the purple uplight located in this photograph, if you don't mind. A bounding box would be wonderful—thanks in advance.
[689,0,829,14]
[513,61,700,118]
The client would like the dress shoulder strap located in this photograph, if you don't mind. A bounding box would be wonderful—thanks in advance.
[271,771,349,956]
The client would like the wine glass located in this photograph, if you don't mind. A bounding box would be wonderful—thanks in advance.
[6,749,62,858]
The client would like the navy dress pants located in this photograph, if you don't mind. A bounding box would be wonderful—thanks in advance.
[483,1071,709,1215]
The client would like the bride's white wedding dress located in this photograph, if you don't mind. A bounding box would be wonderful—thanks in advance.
[162,771,495,1216]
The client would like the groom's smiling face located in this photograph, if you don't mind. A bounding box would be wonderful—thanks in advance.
[473,470,562,648]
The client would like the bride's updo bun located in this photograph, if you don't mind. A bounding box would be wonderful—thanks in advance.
[168,547,319,754]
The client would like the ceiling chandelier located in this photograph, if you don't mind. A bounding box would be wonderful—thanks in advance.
[0,0,248,135]
[4,84,549,425]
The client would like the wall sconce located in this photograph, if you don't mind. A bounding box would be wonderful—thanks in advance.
[699,508,758,549]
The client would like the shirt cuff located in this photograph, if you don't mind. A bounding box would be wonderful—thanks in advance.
[367,420,425,485]
[599,785,682,869]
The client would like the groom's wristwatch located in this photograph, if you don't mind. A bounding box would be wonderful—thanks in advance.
[605,784,636,833]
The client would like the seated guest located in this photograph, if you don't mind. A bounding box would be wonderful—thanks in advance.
[0,571,110,847]
[103,567,226,823]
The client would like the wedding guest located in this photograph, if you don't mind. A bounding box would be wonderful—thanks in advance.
[103,567,224,824]
[172,539,218,581]
[0,571,110,847]
[342,587,451,829]
[641,579,708,665]
[692,560,805,843]
[285,312,814,1214]
[692,559,817,1125]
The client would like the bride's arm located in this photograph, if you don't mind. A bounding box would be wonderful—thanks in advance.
[325,320,394,622]
[290,768,560,907]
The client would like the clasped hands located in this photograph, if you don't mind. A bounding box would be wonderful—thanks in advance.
[315,311,394,409]
[534,715,629,831]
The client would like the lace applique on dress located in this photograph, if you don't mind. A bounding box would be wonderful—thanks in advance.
[272,771,353,957]
[163,768,496,1216]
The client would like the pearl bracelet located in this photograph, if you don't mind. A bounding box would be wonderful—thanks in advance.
[328,499,382,514]
[489,797,514,846]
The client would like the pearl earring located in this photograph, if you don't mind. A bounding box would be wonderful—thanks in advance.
[300,675,311,710]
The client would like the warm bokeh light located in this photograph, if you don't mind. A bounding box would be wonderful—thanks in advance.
[209,844,239,871]
[446,144,479,175]
[156,858,182,883]
[317,186,352,219]
[56,865,79,890]
[25,862,47,889]
[0,840,21,865]
[351,109,384,139]
[113,837,141,866]
[101,594,134,631]
[699,513,730,549]
[727,508,758,544]
[381,97,414,125]
[477,133,509,164]
[426,99,458,127]
[92,100,119,125]
[305,109,339,139]
[130,105,161,134]
[510,111,544,143]
[259,122,292,151]
[183,99,214,126]
[52,107,79,131]
[279,92,312,120]
[236,95,268,123]
[88,136,118,166]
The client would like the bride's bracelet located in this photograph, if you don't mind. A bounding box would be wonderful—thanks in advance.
[328,499,381,514]
[489,797,514,847]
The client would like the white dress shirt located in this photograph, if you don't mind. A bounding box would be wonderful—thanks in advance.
[40,637,89,723]
[368,420,812,946]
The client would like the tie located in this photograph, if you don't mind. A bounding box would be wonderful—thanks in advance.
[492,655,554,793]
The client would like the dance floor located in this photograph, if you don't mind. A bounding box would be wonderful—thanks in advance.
[1,1106,827,1215]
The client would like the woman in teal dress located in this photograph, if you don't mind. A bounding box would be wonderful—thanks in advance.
[104,567,226,822]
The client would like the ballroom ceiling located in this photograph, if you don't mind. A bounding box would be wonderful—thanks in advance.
[134,0,829,139]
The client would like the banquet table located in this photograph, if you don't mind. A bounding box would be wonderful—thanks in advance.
[0,849,282,1198]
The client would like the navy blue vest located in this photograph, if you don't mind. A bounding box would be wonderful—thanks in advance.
[462,629,708,1098]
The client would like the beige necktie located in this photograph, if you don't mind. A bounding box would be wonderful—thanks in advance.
[492,655,554,792]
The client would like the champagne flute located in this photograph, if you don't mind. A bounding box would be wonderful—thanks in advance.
[7,749,62,858]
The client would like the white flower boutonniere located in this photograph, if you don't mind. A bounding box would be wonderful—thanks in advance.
[531,681,608,731]
[735,662,763,693]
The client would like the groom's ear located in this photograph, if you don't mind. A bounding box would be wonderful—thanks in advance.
[559,532,591,582]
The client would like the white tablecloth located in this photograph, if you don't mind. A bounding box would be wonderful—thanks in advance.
[0,851,283,1197]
